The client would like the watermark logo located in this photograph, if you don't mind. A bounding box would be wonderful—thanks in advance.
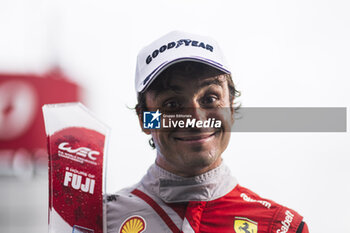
[139,107,346,132]
[143,110,162,129]
[142,110,223,129]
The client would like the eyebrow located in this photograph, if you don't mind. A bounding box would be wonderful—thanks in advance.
[154,85,182,98]
[153,77,225,98]
[199,78,225,88]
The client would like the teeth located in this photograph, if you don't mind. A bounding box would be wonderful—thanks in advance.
[176,132,215,141]
[182,137,202,141]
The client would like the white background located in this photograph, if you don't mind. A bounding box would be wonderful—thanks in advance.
[0,0,349,232]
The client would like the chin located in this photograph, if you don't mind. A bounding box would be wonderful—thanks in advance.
[182,150,220,169]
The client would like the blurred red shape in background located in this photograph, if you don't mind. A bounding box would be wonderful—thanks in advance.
[0,68,82,177]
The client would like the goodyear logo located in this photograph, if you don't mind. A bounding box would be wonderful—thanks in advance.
[234,217,258,233]
[119,215,146,233]
[146,39,214,64]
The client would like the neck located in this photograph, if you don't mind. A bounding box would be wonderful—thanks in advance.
[155,156,223,177]
[141,161,237,202]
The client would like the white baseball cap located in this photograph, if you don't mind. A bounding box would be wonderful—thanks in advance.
[135,31,231,93]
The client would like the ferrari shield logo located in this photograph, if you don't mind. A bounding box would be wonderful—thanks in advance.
[234,217,258,233]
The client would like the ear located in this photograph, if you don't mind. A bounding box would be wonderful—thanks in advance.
[138,112,151,135]
[230,98,235,123]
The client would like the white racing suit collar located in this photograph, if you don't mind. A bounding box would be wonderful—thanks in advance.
[140,162,238,203]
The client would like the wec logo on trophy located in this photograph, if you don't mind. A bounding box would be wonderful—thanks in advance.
[58,142,100,160]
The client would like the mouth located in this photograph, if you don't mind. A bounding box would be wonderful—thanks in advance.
[174,131,217,143]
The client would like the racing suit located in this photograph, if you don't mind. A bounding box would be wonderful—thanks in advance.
[107,163,309,233]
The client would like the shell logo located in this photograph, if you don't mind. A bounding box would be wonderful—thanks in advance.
[119,215,146,233]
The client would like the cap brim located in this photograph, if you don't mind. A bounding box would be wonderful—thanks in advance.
[139,57,231,93]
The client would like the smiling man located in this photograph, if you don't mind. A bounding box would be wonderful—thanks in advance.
[107,31,309,233]
[141,62,234,177]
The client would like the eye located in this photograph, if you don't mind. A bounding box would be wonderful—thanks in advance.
[162,99,181,112]
[200,95,219,106]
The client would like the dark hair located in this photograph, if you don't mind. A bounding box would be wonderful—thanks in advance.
[135,61,240,149]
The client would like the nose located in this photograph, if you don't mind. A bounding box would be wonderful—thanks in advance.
[185,99,207,122]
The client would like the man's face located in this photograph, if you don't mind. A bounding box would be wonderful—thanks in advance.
[142,71,234,177]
